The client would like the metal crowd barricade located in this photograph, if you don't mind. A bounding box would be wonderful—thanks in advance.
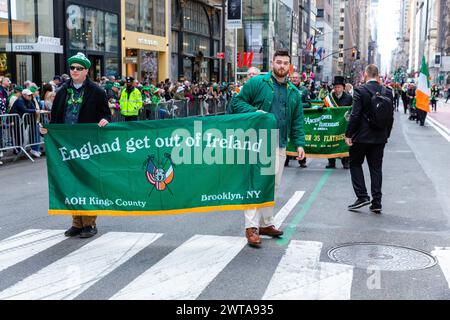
[187,98,202,117]
[21,113,44,160]
[0,113,33,162]
[204,98,218,115]
[172,100,188,118]
[216,97,227,115]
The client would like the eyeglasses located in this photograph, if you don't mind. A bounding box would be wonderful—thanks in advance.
[70,66,85,71]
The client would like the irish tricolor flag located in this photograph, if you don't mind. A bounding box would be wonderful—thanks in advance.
[416,56,431,113]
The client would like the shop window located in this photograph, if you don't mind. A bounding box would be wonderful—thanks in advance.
[12,0,36,43]
[126,0,166,36]
[125,0,139,32]
[140,51,158,84]
[105,56,119,78]
[67,5,85,50]
[105,13,119,53]
[86,9,105,52]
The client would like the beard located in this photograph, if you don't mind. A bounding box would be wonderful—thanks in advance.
[273,67,289,79]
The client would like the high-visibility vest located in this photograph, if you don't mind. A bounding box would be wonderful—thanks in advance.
[119,88,143,116]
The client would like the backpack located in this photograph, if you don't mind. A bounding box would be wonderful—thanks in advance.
[364,85,393,130]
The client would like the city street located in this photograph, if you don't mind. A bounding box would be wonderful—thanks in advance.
[1,102,450,300]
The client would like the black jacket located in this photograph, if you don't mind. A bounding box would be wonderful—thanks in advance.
[11,97,37,117]
[332,91,353,106]
[345,81,394,144]
[51,78,111,124]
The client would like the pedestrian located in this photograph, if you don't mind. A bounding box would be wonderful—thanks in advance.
[40,52,111,238]
[446,86,450,103]
[10,89,41,157]
[231,49,306,247]
[119,76,143,121]
[285,72,310,168]
[324,76,353,169]
[431,84,439,112]
[345,64,394,213]
[401,83,408,114]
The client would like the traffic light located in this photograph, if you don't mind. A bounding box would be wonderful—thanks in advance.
[351,48,357,59]
[356,50,360,60]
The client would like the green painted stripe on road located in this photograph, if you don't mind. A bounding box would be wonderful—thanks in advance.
[277,169,333,246]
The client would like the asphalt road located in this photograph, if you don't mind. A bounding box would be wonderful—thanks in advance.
[1,102,450,300]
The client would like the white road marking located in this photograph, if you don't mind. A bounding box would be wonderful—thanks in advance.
[427,117,450,142]
[0,232,162,300]
[0,229,66,273]
[262,240,353,300]
[110,235,246,300]
[274,191,305,229]
[432,247,450,289]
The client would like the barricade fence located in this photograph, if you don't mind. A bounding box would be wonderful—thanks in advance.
[110,98,231,123]
[0,99,231,162]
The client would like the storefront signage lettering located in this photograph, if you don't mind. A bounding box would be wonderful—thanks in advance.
[137,38,159,47]
[6,36,63,54]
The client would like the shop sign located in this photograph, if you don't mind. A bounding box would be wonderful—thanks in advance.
[137,38,159,47]
[124,57,138,64]
[227,0,242,29]
[6,36,63,54]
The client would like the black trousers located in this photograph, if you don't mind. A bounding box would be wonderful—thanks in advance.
[416,109,427,125]
[349,143,385,203]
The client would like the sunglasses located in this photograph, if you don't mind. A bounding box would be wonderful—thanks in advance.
[70,66,85,71]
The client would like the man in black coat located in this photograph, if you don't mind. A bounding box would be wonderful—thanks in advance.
[345,64,394,213]
[41,52,111,238]
[325,76,353,169]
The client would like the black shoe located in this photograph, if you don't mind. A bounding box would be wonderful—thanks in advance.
[64,226,82,237]
[326,164,336,169]
[369,202,382,213]
[284,158,290,167]
[348,198,371,210]
[299,160,307,168]
[79,226,98,238]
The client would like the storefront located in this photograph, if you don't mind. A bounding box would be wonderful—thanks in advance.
[171,0,222,82]
[122,0,169,83]
[0,0,60,85]
[54,0,121,80]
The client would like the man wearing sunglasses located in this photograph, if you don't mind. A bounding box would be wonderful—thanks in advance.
[40,52,111,239]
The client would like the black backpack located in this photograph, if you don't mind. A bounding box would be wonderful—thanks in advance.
[364,86,393,130]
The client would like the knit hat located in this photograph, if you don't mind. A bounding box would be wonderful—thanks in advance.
[68,52,91,69]
[113,82,121,88]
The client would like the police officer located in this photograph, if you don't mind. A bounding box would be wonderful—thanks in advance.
[324,76,353,169]
[119,76,143,121]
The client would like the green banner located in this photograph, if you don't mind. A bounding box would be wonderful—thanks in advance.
[45,113,277,216]
[287,107,351,158]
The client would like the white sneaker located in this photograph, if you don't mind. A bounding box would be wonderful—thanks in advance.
[30,150,41,158]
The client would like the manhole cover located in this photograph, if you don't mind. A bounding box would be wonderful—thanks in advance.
[327,243,437,271]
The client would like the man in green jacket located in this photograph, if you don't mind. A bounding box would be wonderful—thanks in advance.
[231,49,306,247]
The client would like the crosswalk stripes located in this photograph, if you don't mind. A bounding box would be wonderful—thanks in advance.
[0,229,66,273]
[110,235,247,300]
[0,232,162,300]
[262,241,353,300]
[1,228,450,300]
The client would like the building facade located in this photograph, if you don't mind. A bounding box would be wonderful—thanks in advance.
[0,0,61,85]
[316,0,334,82]
[54,0,122,81]
[171,0,223,82]
[122,0,170,83]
